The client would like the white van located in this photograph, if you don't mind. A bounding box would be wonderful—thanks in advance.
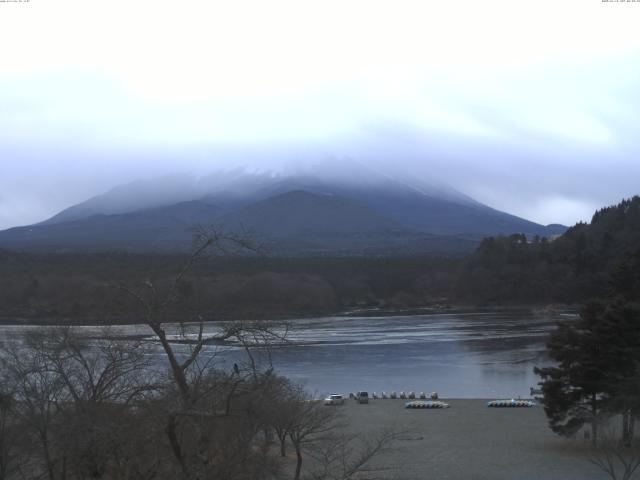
[355,391,369,404]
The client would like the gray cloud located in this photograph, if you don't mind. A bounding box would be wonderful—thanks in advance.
[1,51,639,230]
[1,121,638,230]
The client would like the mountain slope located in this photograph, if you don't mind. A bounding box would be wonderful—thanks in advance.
[0,192,413,253]
[41,175,202,225]
[200,170,560,236]
[217,190,405,237]
[1,201,220,252]
[0,165,566,255]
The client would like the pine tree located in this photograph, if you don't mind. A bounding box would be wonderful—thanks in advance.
[535,301,640,444]
[535,303,610,443]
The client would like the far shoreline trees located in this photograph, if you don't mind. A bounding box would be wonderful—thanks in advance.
[457,196,640,305]
[3,197,639,325]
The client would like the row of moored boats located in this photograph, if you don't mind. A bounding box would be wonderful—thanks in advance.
[359,391,440,400]
[405,399,536,409]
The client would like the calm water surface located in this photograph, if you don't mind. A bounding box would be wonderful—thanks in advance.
[259,310,567,398]
[1,310,572,398]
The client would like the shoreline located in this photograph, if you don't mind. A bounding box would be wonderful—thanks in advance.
[0,303,579,327]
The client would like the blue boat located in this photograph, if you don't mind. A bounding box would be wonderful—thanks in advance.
[487,399,535,408]
[405,400,450,409]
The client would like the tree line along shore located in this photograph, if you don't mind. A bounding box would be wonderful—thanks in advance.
[0,196,638,324]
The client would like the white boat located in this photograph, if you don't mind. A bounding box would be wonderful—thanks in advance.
[487,399,535,408]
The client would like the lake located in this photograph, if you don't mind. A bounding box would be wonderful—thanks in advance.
[0,308,571,398]
[247,309,568,398]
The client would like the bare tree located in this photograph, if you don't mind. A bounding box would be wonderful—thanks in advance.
[0,227,396,480]
[588,424,640,480]
[288,397,342,480]
[1,333,70,480]
[0,390,26,480]
[284,392,403,480]
[113,227,293,479]
[1,327,158,480]
[48,328,157,480]
[219,320,289,378]
[114,227,263,401]
[308,428,402,480]
[267,378,300,458]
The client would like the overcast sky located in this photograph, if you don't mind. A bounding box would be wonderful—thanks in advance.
[1,0,639,230]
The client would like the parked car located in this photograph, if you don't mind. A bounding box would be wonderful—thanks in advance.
[324,394,345,406]
[355,391,369,404]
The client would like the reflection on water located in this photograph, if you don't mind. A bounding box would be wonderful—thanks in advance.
[0,309,572,398]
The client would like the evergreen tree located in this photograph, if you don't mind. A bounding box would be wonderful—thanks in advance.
[535,303,612,443]
[599,300,640,446]
[535,301,640,444]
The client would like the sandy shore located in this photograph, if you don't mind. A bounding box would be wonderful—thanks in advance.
[335,399,605,480]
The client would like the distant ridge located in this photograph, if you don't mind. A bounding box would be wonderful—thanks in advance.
[0,164,566,255]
